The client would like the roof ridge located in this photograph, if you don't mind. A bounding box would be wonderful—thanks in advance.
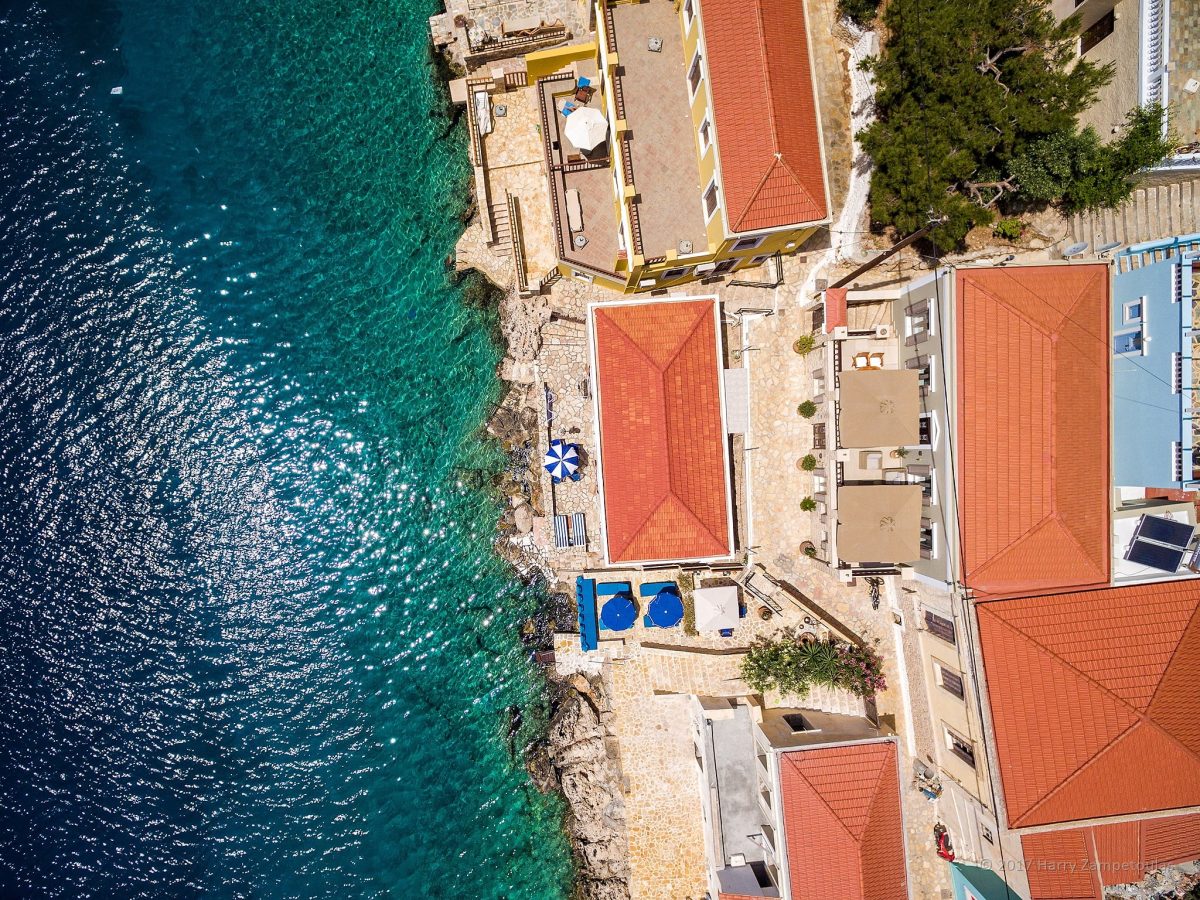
[732,156,780,234]
[1145,597,1200,711]
[1046,510,1109,583]
[750,0,781,158]
[967,273,1061,338]
[1017,721,1140,827]
[965,511,1056,583]
[986,604,1200,822]
[782,753,860,844]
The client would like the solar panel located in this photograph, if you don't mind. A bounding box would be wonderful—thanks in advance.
[1136,515,1195,548]
[1126,540,1186,572]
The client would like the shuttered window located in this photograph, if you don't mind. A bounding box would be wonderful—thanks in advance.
[925,611,955,645]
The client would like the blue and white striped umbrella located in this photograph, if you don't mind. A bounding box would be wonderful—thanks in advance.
[543,440,579,480]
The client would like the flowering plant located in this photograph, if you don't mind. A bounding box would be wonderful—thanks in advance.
[741,631,887,699]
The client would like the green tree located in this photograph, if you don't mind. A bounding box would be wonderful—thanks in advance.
[860,0,1112,247]
[741,634,887,698]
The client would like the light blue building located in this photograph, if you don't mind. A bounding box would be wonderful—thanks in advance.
[1112,234,1200,489]
[950,862,1023,900]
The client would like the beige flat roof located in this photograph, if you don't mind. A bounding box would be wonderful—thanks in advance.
[837,369,920,449]
[836,484,923,565]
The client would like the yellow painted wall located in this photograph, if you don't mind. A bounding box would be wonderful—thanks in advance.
[525,41,598,84]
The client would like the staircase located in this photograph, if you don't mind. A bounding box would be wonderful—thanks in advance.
[1068,180,1200,257]
[780,683,868,719]
[488,200,512,249]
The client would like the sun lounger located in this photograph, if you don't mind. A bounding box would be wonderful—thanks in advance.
[597,581,631,597]
[639,581,677,598]
[569,513,587,548]
[553,515,570,549]
[565,189,584,233]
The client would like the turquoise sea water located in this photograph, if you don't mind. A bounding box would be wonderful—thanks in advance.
[0,1,572,896]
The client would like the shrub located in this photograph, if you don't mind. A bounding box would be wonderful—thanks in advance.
[800,454,819,471]
[992,218,1025,241]
[741,633,887,698]
[799,496,817,512]
[797,400,817,418]
[793,334,816,356]
[803,545,818,558]
[839,0,881,27]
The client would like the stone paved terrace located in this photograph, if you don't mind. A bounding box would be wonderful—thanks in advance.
[608,0,709,260]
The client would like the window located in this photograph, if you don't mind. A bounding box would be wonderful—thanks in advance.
[1173,352,1183,393]
[906,354,935,395]
[660,266,691,281]
[937,664,965,700]
[813,422,826,450]
[918,412,934,448]
[982,826,994,844]
[1114,329,1143,355]
[1124,299,1143,323]
[925,611,955,645]
[703,181,719,218]
[921,520,937,560]
[747,253,772,267]
[921,474,937,507]
[945,728,976,768]
[699,117,712,153]
[688,52,703,95]
[732,234,766,253]
[684,0,695,26]
[1081,9,1115,54]
[905,302,930,345]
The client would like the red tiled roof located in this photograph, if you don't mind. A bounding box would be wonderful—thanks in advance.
[779,741,908,900]
[956,265,1111,597]
[1022,813,1200,899]
[592,300,732,563]
[824,287,847,332]
[977,581,1200,828]
[701,0,828,233]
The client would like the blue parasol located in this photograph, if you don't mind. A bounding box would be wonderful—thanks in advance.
[543,439,580,482]
[600,593,637,631]
[648,589,684,628]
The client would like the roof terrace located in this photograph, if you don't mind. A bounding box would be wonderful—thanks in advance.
[603,0,708,261]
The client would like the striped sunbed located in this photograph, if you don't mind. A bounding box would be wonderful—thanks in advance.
[553,515,570,549]
[569,513,587,548]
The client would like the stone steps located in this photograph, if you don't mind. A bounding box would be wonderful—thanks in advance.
[1069,179,1200,251]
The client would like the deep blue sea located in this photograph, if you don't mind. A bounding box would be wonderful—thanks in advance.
[0,2,572,897]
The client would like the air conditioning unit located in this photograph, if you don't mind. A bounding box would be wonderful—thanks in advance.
[874,323,894,339]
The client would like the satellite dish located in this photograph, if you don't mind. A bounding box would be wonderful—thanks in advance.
[1096,240,1122,257]
[1062,242,1089,259]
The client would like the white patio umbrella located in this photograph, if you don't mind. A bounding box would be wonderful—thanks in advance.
[693,586,740,632]
[564,107,609,152]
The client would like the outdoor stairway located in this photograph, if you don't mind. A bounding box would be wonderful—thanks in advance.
[793,682,868,719]
[488,200,512,249]
[1069,180,1200,252]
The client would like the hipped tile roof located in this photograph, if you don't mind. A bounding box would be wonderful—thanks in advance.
[779,741,908,900]
[977,581,1200,829]
[956,265,1111,597]
[701,0,828,233]
[593,300,732,564]
[1022,812,1200,899]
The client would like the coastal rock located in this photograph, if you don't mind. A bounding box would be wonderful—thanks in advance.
[513,502,534,534]
[530,675,632,900]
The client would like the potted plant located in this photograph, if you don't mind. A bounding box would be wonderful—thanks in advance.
[796,400,817,419]
[800,454,819,471]
[799,540,816,557]
[793,333,816,356]
[890,447,910,459]
[799,496,817,512]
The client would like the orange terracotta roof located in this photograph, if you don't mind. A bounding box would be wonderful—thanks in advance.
[977,581,1200,828]
[779,741,908,900]
[1022,812,1200,899]
[824,287,847,332]
[956,265,1111,597]
[592,300,732,564]
[701,0,828,233]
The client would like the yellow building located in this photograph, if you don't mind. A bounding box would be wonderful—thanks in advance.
[526,0,831,294]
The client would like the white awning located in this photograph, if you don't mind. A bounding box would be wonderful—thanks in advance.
[693,585,740,631]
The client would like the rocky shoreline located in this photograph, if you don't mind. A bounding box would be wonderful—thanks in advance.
[459,261,632,898]
[527,673,632,900]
